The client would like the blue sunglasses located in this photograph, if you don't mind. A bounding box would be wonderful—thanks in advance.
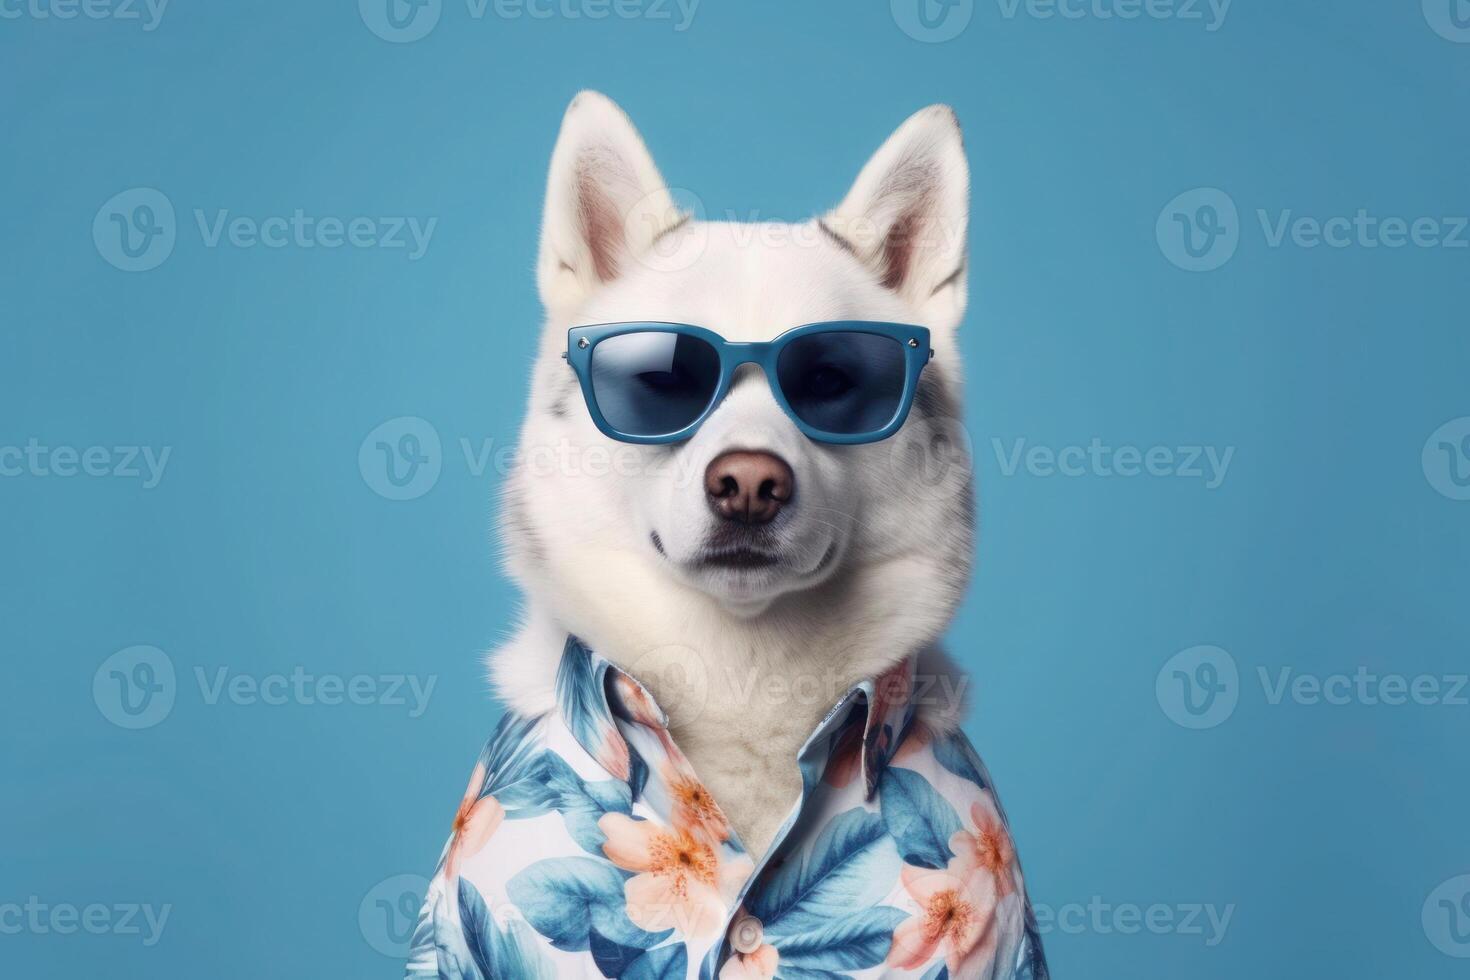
[564,321,933,445]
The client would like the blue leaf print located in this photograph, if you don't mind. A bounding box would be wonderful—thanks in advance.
[538,752,634,855]
[405,896,436,973]
[457,877,556,980]
[584,772,635,814]
[481,713,541,784]
[507,856,671,953]
[931,730,988,790]
[627,742,650,801]
[480,714,559,818]
[772,967,846,980]
[589,927,643,977]
[751,807,899,937]
[771,906,908,974]
[622,942,687,980]
[919,964,950,980]
[557,638,617,742]
[458,878,495,978]
[879,767,963,870]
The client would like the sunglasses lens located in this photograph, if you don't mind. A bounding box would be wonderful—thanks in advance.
[590,331,722,438]
[776,332,908,437]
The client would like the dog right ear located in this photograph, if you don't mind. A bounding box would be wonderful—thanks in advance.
[823,105,970,332]
[537,91,683,316]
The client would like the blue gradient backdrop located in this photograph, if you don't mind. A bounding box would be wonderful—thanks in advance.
[3,1,1468,977]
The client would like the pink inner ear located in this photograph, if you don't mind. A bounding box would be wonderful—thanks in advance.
[881,205,925,292]
[576,156,627,283]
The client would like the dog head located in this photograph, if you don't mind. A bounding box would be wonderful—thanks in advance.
[504,92,974,653]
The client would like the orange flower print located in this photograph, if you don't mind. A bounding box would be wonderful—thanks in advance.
[886,863,999,978]
[950,796,1017,898]
[613,672,681,757]
[663,762,732,844]
[613,673,664,728]
[444,763,505,880]
[598,812,753,939]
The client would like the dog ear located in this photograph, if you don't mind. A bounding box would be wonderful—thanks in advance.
[823,106,970,329]
[537,91,683,315]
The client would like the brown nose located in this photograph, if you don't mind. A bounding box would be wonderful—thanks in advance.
[704,451,795,525]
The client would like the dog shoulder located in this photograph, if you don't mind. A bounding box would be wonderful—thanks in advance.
[484,608,566,719]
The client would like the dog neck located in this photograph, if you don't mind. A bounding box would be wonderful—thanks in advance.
[488,537,971,855]
[490,547,969,737]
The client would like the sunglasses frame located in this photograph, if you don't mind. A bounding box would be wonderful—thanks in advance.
[564,320,933,445]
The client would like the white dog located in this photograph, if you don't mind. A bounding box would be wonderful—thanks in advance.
[494,91,976,856]
[408,92,1046,980]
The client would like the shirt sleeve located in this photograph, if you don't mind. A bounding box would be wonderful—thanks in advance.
[403,748,487,980]
[947,726,1051,980]
[404,871,450,979]
[1006,911,1051,980]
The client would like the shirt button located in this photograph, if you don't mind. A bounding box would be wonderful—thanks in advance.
[730,914,764,954]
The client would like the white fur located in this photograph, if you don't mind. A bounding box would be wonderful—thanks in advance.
[491,92,975,856]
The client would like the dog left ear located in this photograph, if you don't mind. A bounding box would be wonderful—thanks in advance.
[823,105,970,330]
[537,91,683,316]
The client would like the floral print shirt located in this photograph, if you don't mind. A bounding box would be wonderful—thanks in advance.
[406,638,1048,980]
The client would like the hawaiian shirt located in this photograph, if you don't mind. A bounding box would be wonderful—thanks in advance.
[406,638,1048,980]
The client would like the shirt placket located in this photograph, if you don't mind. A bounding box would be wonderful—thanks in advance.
[703,686,873,977]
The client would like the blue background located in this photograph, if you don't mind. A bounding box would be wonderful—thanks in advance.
[3,1,1468,977]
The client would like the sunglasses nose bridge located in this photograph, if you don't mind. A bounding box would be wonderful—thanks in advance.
[723,342,780,387]
[722,346,783,401]
[722,343,768,366]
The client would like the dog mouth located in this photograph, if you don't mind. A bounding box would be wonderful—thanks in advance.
[689,523,786,571]
[651,528,838,577]
[651,530,782,570]
[696,547,783,570]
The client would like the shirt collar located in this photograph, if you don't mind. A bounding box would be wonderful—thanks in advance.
[552,635,919,801]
